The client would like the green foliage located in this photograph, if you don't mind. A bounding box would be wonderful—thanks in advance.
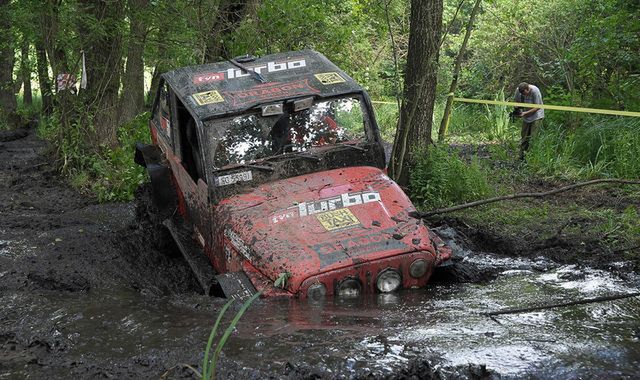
[409,146,492,209]
[38,112,151,202]
[482,88,511,141]
[460,0,639,111]
[372,101,399,142]
[444,99,518,143]
[526,117,640,180]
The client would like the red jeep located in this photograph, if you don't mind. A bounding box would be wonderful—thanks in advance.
[135,50,450,300]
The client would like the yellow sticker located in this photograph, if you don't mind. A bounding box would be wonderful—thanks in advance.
[316,208,360,231]
[192,90,225,105]
[314,72,346,85]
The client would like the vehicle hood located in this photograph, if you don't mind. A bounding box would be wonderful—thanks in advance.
[216,166,436,293]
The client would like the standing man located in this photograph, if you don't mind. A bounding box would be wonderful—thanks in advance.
[514,82,544,160]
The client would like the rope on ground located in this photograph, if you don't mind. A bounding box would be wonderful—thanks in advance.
[411,179,640,218]
[485,292,640,317]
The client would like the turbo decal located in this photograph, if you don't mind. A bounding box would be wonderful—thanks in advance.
[226,59,306,80]
[271,190,381,224]
[192,90,225,106]
[224,80,320,107]
[214,171,253,186]
[298,191,380,217]
[191,59,307,84]
[193,72,225,84]
[310,229,408,267]
[224,228,254,261]
[314,72,345,85]
[316,208,360,231]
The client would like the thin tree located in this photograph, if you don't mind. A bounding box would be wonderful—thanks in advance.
[438,0,482,142]
[20,37,33,107]
[0,0,18,127]
[389,0,444,186]
[118,0,150,126]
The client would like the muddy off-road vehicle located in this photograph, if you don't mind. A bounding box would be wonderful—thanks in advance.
[135,50,451,300]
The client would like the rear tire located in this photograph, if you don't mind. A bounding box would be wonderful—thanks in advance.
[134,183,180,257]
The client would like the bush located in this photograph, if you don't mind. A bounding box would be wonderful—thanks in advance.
[526,116,640,179]
[38,112,151,202]
[409,146,492,209]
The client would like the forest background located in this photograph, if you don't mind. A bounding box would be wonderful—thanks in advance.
[0,0,639,208]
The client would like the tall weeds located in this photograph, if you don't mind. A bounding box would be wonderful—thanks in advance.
[527,116,640,179]
[409,146,492,209]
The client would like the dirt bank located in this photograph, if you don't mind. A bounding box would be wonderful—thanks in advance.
[438,142,640,274]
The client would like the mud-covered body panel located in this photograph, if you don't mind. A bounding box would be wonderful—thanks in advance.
[214,167,448,294]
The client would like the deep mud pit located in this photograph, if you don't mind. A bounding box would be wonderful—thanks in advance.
[2,131,639,379]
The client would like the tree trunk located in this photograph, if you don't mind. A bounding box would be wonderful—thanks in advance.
[389,0,443,186]
[35,40,53,116]
[203,0,257,63]
[78,0,126,147]
[20,38,33,107]
[438,0,482,142]
[0,0,18,127]
[44,0,69,83]
[118,0,149,125]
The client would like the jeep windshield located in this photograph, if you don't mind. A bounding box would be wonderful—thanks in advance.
[204,96,368,170]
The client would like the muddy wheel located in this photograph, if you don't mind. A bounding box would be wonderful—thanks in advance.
[134,183,180,257]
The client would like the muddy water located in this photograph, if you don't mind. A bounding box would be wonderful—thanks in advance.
[2,253,639,379]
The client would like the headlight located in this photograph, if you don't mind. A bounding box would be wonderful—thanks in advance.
[409,259,428,278]
[307,283,326,301]
[337,278,361,298]
[376,269,401,293]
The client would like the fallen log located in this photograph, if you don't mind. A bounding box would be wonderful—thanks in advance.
[485,292,640,317]
[411,179,640,218]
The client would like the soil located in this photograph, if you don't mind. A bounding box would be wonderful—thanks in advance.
[1,130,637,379]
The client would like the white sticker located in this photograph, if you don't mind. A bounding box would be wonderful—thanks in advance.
[224,228,253,261]
[214,171,253,186]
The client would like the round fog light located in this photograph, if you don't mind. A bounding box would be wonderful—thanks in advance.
[409,259,428,278]
[376,269,401,293]
[337,278,361,298]
[308,283,326,301]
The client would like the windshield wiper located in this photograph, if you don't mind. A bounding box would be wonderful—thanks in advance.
[335,142,366,151]
[217,163,274,172]
[262,151,321,163]
[289,152,321,162]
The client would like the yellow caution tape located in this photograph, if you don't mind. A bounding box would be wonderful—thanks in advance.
[454,97,640,118]
[371,100,399,105]
[371,97,640,118]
